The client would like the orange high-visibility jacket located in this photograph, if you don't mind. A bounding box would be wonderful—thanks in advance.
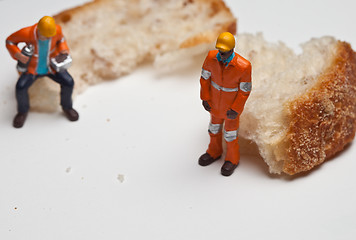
[6,23,69,75]
[200,50,252,119]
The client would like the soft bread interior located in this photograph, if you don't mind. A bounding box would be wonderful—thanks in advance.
[237,33,338,173]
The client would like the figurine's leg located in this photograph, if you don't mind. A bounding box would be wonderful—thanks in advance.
[207,115,224,158]
[48,70,74,109]
[48,70,79,121]
[15,73,36,113]
[221,117,240,176]
[13,73,36,128]
[199,115,224,166]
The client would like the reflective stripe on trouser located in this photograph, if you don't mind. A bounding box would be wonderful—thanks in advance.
[206,115,240,164]
[207,118,223,159]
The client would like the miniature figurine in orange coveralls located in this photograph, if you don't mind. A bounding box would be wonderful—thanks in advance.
[5,16,79,128]
[199,32,252,176]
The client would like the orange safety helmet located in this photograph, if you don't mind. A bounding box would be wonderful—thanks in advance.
[215,32,235,52]
[37,16,57,38]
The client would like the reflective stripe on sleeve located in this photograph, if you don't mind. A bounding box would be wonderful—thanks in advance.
[201,68,211,80]
[224,129,239,142]
[209,122,223,135]
[240,82,252,92]
[6,40,16,45]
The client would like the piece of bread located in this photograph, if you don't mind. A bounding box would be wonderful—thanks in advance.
[28,0,236,111]
[236,33,356,175]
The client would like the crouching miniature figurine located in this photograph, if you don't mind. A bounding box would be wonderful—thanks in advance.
[199,32,252,176]
[5,16,79,128]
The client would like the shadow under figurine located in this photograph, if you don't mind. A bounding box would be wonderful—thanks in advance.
[5,16,79,128]
[199,32,252,176]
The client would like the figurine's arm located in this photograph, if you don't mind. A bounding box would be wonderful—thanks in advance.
[200,62,213,111]
[200,57,212,102]
[231,63,252,115]
[6,27,32,61]
[55,25,70,54]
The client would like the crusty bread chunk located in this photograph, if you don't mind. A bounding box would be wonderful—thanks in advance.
[28,0,236,111]
[237,33,356,175]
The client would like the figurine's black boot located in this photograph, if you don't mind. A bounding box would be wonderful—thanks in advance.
[13,112,28,128]
[221,161,238,176]
[198,153,221,166]
[63,108,79,121]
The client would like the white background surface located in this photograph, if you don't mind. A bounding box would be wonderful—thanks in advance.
[0,0,355,239]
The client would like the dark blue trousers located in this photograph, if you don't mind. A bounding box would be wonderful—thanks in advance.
[15,70,74,113]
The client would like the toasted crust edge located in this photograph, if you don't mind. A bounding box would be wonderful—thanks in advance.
[54,0,237,50]
[53,0,101,24]
[283,41,356,175]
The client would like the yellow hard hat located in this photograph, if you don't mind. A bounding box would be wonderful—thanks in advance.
[38,16,57,38]
[215,32,235,52]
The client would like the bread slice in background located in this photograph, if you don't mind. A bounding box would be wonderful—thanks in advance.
[237,33,356,175]
[28,0,236,111]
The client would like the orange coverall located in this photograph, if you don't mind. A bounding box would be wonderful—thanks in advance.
[6,23,69,75]
[200,50,252,164]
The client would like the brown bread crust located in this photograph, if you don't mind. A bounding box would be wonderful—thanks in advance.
[54,0,236,49]
[54,0,104,24]
[284,41,356,175]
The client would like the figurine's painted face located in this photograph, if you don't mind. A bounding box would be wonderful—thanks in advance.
[219,49,233,61]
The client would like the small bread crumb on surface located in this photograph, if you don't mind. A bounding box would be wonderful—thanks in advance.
[117,174,125,183]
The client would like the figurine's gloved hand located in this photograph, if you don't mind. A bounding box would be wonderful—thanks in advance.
[227,109,238,119]
[202,100,211,112]
[14,52,30,64]
[55,53,69,63]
